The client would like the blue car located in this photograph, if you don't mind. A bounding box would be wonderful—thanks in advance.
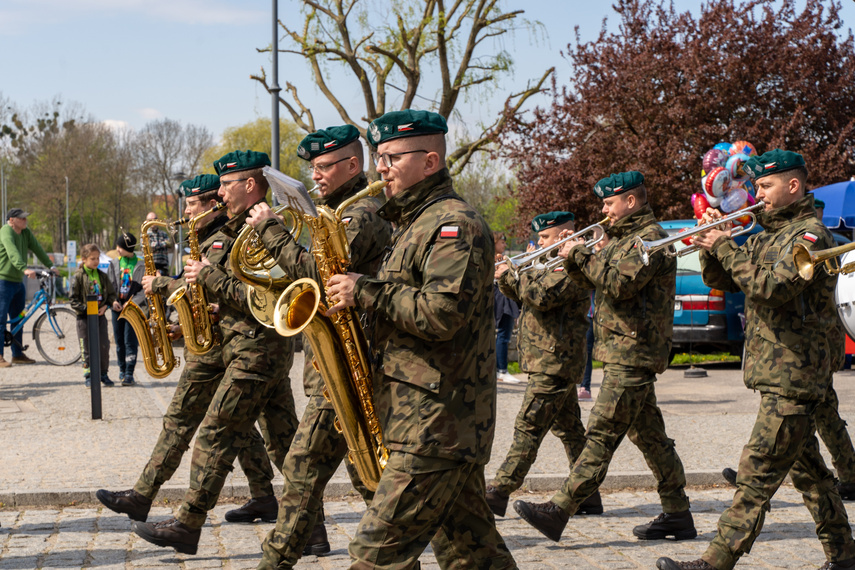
[663,220,850,357]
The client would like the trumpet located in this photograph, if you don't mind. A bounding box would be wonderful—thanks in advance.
[634,203,764,266]
[497,217,609,277]
[793,241,855,280]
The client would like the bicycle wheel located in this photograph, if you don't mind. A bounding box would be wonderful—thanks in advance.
[33,307,81,366]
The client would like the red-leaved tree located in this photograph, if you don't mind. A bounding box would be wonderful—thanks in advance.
[499,0,855,233]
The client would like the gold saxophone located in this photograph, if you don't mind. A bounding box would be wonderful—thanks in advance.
[274,180,389,491]
[119,219,178,378]
[166,202,226,354]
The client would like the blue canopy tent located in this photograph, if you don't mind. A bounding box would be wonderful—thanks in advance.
[812,180,855,230]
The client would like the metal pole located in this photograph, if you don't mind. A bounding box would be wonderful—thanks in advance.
[86,294,103,419]
[65,176,69,248]
[1,164,6,222]
[270,0,282,206]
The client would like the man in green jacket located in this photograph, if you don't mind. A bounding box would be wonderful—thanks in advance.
[0,208,56,367]
[513,171,695,544]
[656,150,855,570]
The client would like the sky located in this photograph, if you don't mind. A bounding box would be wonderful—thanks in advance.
[1,0,854,143]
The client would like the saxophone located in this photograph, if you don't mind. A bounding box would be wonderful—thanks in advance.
[166,202,226,354]
[273,180,389,491]
[119,219,178,378]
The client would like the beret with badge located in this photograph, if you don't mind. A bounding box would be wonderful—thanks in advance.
[593,171,645,199]
[367,109,448,147]
[742,149,805,181]
[180,174,220,198]
[214,150,271,176]
[297,125,360,161]
[531,211,575,232]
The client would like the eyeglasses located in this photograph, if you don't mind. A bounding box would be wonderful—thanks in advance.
[220,177,248,188]
[371,150,428,168]
[310,156,354,174]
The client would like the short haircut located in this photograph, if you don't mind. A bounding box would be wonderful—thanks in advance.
[246,168,269,192]
[81,243,100,258]
[774,166,808,190]
[335,139,365,169]
[627,184,648,204]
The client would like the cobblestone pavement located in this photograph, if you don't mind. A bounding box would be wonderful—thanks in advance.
[0,486,835,569]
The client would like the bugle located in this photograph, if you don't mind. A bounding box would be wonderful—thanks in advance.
[793,240,855,281]
[634,203,764,266]
[497,217,610,276]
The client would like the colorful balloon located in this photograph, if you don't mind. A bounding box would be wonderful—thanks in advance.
[704,166,731,198]
[691,193,710,220]
[703,148,728,173]
[730,140,756,156]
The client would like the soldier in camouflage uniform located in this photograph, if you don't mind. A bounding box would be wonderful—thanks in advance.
[657,150,855,570]
[514,171,696,544]
[244,125,393,568]
[486,211,599,518]
[325,110,516,569]
[96,174,280,526]
[132,151,299,556]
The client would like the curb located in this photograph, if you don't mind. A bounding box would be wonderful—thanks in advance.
[0,470,749,508]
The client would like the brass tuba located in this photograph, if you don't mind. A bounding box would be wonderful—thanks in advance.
[119,219,178,378]
[166,202,226,354]
[273,180,389,491]
[229,205,303,327]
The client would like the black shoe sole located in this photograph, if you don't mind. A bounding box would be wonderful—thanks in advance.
[95,490,149,522]
[575,504,604,515]
[512,501,564,542]
[633,528,698,541]
[224,513,277,523]
[302,541,332,556]
[132,523,198,555]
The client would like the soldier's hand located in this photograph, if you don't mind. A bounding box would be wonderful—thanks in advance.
[167,324,183,341]
[141,274,156,294]
[558,237,586,258]
[693,227,730,250]
[495,261,509,280]
[246,203,280,229]
[324,273,361,316]
[184,259,208,284]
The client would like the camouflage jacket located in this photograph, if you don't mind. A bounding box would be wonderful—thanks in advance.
[196,201,294,379]
[353,168,496,465]
[151,212,228,367]
[564,205,675,377]
[258,173,393,395]
[70,267,117,317]
[699,195,836,401]
[498,264,590,378]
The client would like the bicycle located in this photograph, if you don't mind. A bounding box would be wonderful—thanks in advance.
[4,270,81,366]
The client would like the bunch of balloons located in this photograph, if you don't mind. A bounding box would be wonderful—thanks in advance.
[691,140,758,224]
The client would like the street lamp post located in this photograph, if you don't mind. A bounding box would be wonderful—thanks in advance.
[270,0,281,206]
[171,172,188,275]
[64,176,69,248]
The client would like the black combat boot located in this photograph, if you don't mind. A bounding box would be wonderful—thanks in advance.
[721,467,737,486]
[132,518,201,555]
[485,485,509,517]
[575,490,604,515]
[513,500,570,542]
[656,558,716,569]
[820,558,855,569]
[224,495,278,523]
[633,510,697,540]
[302,522,331,556]
[837,482,855,501]
[96,489,152,522]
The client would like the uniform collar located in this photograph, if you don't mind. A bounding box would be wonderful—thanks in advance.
[222,199,267,237]
[199,211,229,242]
[316,173,369,209]
[378,168,454,225]
[757,194,816,232]
[607,204,657,239]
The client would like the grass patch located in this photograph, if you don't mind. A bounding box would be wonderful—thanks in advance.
[670,352,740,365]
[508,362,521,374]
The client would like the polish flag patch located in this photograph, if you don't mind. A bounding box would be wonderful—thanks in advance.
[802,232,818,243]
[552,266,564,272]
[439,226,459,238]
[212,241,224,250]
[342,217,353,225]
[324,140,337,149]
[398,123,414,131]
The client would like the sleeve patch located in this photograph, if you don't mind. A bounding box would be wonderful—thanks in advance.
[212,241,224,249]
[802,232,817,243]
[552,266,564,272]
[439,226,460,238]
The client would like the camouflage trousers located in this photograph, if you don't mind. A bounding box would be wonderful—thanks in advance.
[349,451,517,570]
[552,364,689,514]
[258,388,371,570]
[815,381,855,484]
[133,356,276,501]
[702,393,855,570]
[490,372,586,496]
[176,356,298,529]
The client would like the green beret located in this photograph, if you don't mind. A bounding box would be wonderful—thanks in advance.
[531,211,575,232]
[814,198,825,209]
[297,125,360,161]
[593,171,644,199]
[214,150,271,176]
[180,174,220,198]
[743,149,805,180]
[367,109,448,147]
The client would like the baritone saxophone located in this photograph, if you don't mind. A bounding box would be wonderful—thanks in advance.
[166,202,226,354]
[119,219,178,378]
[274,180,389,492]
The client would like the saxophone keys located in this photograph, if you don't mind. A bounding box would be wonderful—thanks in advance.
[333,416,343,434]
[322,386,331,403]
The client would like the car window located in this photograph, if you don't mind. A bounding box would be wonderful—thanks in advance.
[665,228,701,274]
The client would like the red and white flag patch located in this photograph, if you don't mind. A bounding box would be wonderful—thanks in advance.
[341,217,353,225]
[439,226,459,238]
[212,241,224,250]
[803,232,817,243]
[552,266,564,272]
[324,140,337,149]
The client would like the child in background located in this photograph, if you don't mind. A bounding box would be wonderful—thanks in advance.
[109,233,145,386]
[70,243,116,388]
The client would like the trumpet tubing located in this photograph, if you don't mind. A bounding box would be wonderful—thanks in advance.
[499,217,610,275]
[793,240,855,281]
